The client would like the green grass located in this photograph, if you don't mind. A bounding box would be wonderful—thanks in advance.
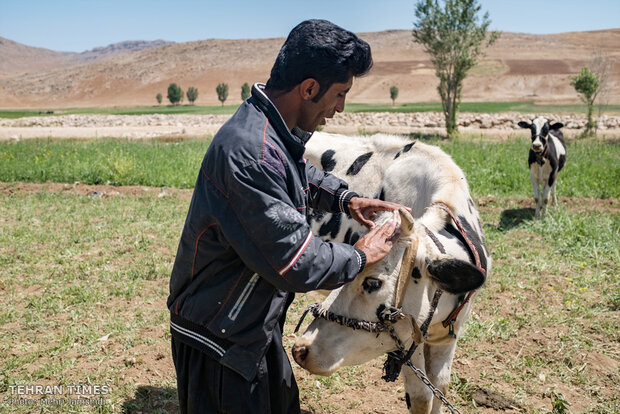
[0,104,240,118]
[344,102,620,114]
[452,201,619,413]
[0,190,185,413]
[0,137,210,188]
[437,137,620,198]
[1,136,618,198]
[2,102,619,118]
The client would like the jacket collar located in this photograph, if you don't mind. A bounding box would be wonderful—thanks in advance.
[251,83,311,160]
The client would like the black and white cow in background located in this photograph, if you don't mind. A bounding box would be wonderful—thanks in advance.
[518,116,567,219]
[294,132,491,414]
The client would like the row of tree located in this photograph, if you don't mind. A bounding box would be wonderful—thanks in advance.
[156,82,253,106]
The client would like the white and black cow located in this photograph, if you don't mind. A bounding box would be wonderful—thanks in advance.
[518,116,567,219]
[294,132,491,414]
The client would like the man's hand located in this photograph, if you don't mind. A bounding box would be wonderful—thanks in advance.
[348,197,410,229]
[354,220,400,269]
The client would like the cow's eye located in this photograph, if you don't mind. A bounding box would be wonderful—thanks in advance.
[362,277,382,293]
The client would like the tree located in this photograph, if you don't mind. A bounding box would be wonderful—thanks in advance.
[389,86,399,106]
[413,0,499,138]
[216,83,229,106]
[591,51,612,134]
[241,82,251,101]
[570,67,599,136]
[156,93,162,105]
[186,87,199,104]
[167,83,183,105]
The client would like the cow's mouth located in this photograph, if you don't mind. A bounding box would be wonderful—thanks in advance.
[531,147,543,153]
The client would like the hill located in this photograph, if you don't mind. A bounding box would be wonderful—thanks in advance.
[0,38,174,76]
[0,29,618,108]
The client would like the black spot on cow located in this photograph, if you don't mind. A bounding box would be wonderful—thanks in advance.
[467,198,475,214]
[307,208,326,224]
[343,228,356,245]
[394,151,401,159]
[318,213,342,239]
[346,152,373,175]
[439,223,459,240]
[457,215,488,273]
[405,393,411,409]
[411,267,422,279]
[343,229,361,245]
[378,187,386,201]
[403,142,415,152]
[320,150,337,172]
[343,228,352,244]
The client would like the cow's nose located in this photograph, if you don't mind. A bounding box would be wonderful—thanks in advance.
[292,344,308,366]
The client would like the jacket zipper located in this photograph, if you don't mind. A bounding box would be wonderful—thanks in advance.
[227,273,260,321]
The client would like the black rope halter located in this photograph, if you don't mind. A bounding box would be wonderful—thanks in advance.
[294,290,441,382]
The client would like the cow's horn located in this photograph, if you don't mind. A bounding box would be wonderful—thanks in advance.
[398,207,415,235]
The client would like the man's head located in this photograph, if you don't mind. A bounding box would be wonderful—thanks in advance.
[265,19,372,132]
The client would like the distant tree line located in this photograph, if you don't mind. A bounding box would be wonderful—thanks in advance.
[155,82,252,106]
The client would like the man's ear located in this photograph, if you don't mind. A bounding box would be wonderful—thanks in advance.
[299,78,320,101]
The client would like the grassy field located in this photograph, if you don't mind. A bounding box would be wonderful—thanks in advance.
[1,101,619,118]
[1,136,618,198]
[0,135,618,413]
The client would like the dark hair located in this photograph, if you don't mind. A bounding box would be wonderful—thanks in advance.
[265,19,372,101]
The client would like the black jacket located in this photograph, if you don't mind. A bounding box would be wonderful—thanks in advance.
[168,83,364,381]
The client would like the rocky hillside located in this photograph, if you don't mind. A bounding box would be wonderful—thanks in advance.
[0,29,619,108]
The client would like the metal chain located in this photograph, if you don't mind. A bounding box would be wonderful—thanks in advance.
[405,361,461,414]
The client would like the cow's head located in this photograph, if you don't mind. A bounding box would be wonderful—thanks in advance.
[292,207,486,375]
[518,116,563,153]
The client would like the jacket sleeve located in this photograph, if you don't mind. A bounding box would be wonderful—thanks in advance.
[221,160,363,293]
[305,162,358,214]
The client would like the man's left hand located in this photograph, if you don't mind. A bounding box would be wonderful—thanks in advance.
[348,197,411,229]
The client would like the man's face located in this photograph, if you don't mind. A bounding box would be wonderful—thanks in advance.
[298,77,353,133]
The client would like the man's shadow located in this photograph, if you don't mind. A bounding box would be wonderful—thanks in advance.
[498,208,535,231]
[122,385,312,413]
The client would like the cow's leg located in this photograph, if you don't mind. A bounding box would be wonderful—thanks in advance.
[530,169,542,219]
[551,180,559,206]
[403,346,433,414]
[424,341,458,414]
[541,183,552,218]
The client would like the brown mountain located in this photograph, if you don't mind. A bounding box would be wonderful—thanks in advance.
[0,29,618,108]
[0,38,174,76]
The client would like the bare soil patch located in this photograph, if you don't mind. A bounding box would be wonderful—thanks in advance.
[3,182,618,215]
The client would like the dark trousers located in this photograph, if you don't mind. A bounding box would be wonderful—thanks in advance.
[171,326,300,414]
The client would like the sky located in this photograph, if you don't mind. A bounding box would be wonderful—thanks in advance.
[1,0,619,53]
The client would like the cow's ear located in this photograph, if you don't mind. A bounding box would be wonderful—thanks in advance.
[550,122,563,130]
[517,121,531,129]
[427,259,486,294]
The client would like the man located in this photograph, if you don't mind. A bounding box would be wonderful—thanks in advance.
[168,19,405,413]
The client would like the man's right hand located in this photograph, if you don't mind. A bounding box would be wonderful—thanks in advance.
[354,220,400,269]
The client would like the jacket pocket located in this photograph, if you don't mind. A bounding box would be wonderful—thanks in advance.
[216,272,262,334]
[227,273,259,321]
